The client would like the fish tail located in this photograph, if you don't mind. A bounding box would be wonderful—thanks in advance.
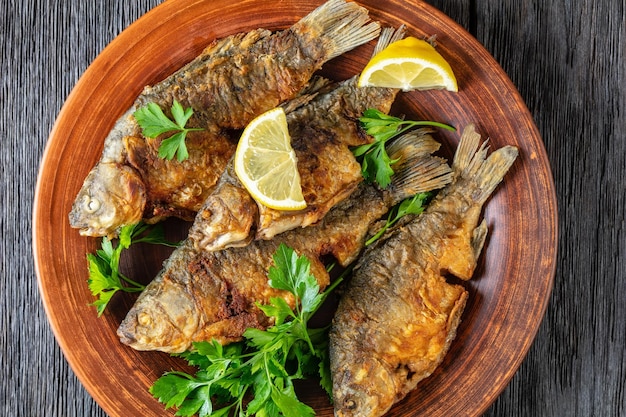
[296,0,381,60]
[387,130,453,204]
[452,124,519,204]
[371,25,407,58]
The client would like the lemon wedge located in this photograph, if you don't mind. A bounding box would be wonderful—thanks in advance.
[358,36,458,92]
[234,107,306,211]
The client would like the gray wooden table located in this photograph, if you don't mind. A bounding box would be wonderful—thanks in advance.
[2,0,624,415]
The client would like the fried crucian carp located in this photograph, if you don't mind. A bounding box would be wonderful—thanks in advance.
[188,27,407,252]
[117,131,452,353]
[329,125,518,417]
[69,0,380,238]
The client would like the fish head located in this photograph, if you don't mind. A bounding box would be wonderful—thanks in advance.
[117,275,199,353]
[69,162,146,237]
[189,175,257,252]
[332,356,396,417]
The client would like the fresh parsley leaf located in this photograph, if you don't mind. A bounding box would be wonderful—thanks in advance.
[129,221,180,247]
[176,385,213,417]
[158,131,189,161]
[366,192,432,245]
[86,222,180,316]
[151,243,342,417]
[271,387,315,417]
[355,108,455,188]
[150,372,208,409]
[267,244,320,317]
[171,99,195,128]
[354,139,398,188]
[133,102,180,137]
[133,100,204,162]
[256,297,295,326]
[86,254,121,316]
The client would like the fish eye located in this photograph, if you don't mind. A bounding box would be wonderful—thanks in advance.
[83,196,101,213]
[344,398,357,410]
[138,312,152,326]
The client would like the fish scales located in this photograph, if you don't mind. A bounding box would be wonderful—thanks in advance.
[69,0,380,238]
[329,125,519,417]
[188,27,408,253]
[126,77,335,223]
[189,76,398,252]
[124,128,236,221]
[117,130,453,353]
[123,238,330,352]
[138,29,325,130]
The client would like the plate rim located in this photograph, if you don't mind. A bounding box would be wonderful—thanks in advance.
[33,0,558,415]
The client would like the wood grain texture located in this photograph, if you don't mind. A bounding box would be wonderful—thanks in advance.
[31,0,556,415]
[1,3,164,417]
[470,1,626,416]
[1,1,623,417]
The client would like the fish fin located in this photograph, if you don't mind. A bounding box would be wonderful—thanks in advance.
[371,25,407,57]
[472,219,488,260]
[280,76,333,114]
[387,130,453,204]
[453,124,519,204]
[296,0,381,60]
[451,123,483,174]
[296,75,334,97]
[436,205,484,281]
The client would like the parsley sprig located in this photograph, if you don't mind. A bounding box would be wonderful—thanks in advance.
[148,195,436,415]
[134,100,204,162]
[354,108,455,188]
[366,192,432,245]
[150,243,341,417]
[87,222,179,316]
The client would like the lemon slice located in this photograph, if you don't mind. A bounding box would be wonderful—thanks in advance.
[234,107,306,211]
[358,36,458,92]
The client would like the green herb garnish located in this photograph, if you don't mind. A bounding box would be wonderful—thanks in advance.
[366,192,432,245]
[134,100,204,162]
[354,108,455,188]
[87,222,179,316]
[150,243,341,417]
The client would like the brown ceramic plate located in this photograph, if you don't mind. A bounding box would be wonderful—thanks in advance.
[33,0,557,416]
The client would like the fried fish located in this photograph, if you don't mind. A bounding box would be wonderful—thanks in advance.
[117,130,452,353]
[69,0,380,238]
[188,27,407,252]
[328,125,518,417]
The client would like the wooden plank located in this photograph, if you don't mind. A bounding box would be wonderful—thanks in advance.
[1,0,624,416]
[428,1,626,416]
